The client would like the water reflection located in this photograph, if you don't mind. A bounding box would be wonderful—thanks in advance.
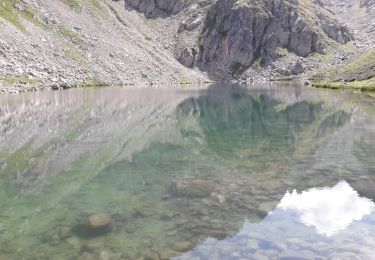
[0,85,374,259]
[279,181,375,236]
[176,182,375,259]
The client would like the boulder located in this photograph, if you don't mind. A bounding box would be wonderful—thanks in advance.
[88,213,112,230]
[170,179,216,198]
[170,241,193,251]
[178,48,197,68]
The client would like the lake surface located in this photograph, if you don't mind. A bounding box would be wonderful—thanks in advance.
[0,84,374,259]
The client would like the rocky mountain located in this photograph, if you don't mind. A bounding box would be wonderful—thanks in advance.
[0,0,374,92]
[196,0,352,78]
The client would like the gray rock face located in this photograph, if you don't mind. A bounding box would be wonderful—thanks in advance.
[198,0,352,73]
[125,0,184,16]
[178,48,198,68]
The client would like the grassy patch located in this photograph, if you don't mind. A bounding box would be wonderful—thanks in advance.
[311,52,335,63]
[312,79,375,91]
[63,46,86,66]
[0,0,45,32]
[59,25,84,45]
[312,49,375,91]
[0,76,40,86]
[62,0,82,12]
[72,79,110,88]
[333,50,375,81]
[180,80,192,86]
[62,0,106,16]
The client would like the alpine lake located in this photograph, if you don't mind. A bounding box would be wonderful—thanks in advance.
[0,83,374,259]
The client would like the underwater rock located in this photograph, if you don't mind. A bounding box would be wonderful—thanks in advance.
[133,207,154,218]
[170,241,193,252]
[58,226,72,240]
[72,213,113,238]
[157,249,174,260]
[170,179,216,198]
[78,252,97,260]
[99,250,122,260]
[125,219,139,234]
[142,250,161,260]
[257,201,277,214]
[81,240,103,253]
[88,213,112,230]
[66,236,82,250]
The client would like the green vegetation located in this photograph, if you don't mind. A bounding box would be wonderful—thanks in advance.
[63,0,82,12]
[59,26,84,45]
[61,0,106,16]
[0,0,45,32]
[312,49,375,91]
[331,49,375,82]
[63,46,86,66]
[0,76,40,86]
[312,79,375,91]
[179,80,192,85]
[72,79,110,88]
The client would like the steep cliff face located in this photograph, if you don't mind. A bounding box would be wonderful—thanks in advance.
[198,0,352,75]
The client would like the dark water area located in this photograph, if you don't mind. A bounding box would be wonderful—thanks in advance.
[0,84,374,259]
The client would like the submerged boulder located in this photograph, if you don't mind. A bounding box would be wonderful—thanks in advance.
[71,213,113,237]
[88,213,112,230]
[170,179,216,198]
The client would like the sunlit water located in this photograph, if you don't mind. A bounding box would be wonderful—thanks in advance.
[0,84,374,259]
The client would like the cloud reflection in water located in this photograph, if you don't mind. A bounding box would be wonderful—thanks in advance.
[174,181,375,259]
[278,181,375,236]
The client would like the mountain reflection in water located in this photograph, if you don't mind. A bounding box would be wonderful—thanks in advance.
[0,84,374,259]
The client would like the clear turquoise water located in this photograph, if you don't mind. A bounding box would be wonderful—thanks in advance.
[0,84,374,259]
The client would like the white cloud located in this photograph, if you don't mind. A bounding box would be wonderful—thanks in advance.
[278,181,375,236]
